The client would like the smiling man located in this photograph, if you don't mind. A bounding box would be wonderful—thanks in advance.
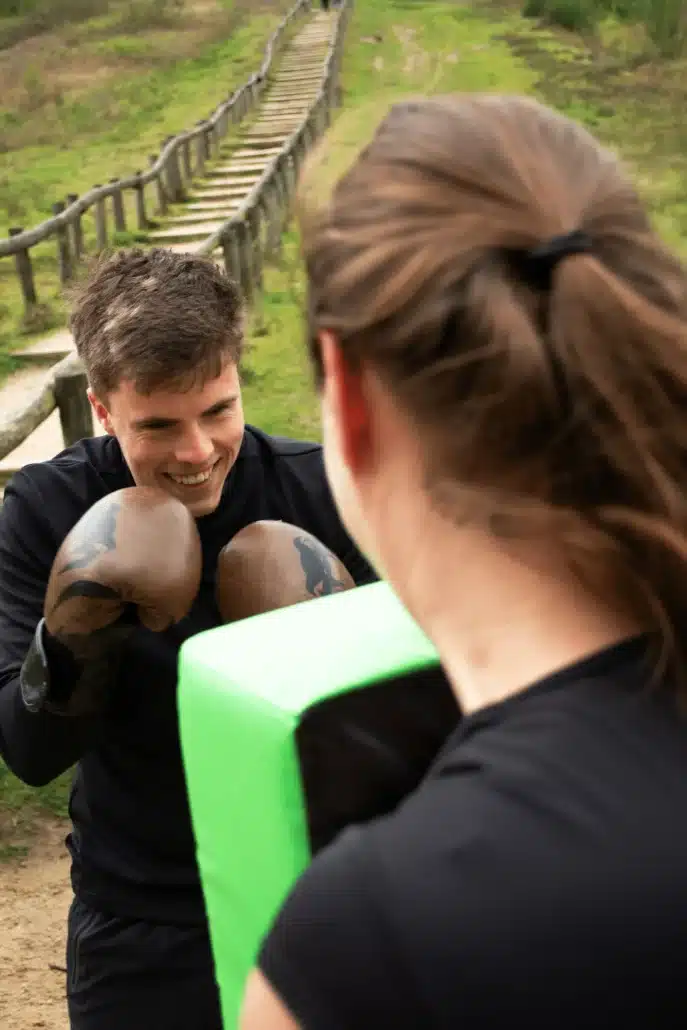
[0,249,375,1030]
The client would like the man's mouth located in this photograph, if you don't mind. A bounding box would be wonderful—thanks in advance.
[165,461,219,487]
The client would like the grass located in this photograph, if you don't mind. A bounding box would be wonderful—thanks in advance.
[4,0,687,853]
[0,0,295,365]
[0,0,192,48]
[497,12,687,258]
[522,0,687,56]
[0,760,72,860]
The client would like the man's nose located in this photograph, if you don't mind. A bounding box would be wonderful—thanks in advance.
[174,424,214,466]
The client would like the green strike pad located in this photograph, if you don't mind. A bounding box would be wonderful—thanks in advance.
[178,580,454,1030]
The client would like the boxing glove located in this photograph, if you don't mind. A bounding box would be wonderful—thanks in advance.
[21,487,202,715]
[216,520,354,623]
[46,486,202,650]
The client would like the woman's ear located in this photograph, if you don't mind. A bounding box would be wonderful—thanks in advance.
[318,330,373,476]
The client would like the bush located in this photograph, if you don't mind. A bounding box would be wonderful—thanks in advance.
[0,0,108,48]
[0,0,185,49]
[523,0,596,33]
[523,0,687,56]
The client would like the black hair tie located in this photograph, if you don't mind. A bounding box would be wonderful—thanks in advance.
[509,230,593,410]
[510,229,594,292]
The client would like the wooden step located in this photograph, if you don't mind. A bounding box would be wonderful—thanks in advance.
[189,181,259,198]
[230,147,284,159]
[189,181,254,197]
[207,162,271,176]
[165,208,239,225]
[149,221,231,243]
[182,200,243,214]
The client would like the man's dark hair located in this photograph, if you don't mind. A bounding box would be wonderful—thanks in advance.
[70,248,245,398]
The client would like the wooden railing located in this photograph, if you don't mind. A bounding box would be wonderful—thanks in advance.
[0,0,351,475]
[196,0,351,309]
[0,354,94,467]
[0,0,310,316]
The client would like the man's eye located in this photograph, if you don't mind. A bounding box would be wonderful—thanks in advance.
[207,404,233,418]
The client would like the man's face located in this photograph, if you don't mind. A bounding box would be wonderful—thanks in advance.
[90,363,245,518]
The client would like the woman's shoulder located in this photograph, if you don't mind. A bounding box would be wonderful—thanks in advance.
[258,823,429,1028]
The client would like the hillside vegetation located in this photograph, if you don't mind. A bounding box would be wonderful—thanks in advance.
[523,0,685,55]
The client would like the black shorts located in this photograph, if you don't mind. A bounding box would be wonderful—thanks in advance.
[66,897,223,1030]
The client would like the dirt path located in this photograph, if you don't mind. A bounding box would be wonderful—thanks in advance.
[0,820,71,1030]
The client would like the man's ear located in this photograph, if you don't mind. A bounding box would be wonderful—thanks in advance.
[88,390,115,435]
[318,330,373,476]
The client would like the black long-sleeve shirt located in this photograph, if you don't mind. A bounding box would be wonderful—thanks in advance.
[0,426,375,925]
[260,637,687,1028]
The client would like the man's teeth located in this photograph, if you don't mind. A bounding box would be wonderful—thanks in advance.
[170,469,213,486]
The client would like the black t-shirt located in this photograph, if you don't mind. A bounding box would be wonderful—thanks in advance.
[0,426,375,925]
[260,637,687,1028]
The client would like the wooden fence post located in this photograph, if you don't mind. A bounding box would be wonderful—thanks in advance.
[160,137,179,205]
[195,124,206,177]
[221,226,241,286]
[110,179,126,234]
[236,218,253,306]
[207,119,218,160]
[271,159,285,237]
[9,228,38,311]
[182,138,192,182]
[167,144,185,203]
[52,201,72,284]
[219,105,228,140]
[150,155,167,216]
[226,224,242,286]
[302,118,313,153]
[67,193,83,262]
[54,364,94,446]
[247,206,264,296]
[283,149,295,206]
[263,177,281,256]
[245,205,267,335]
[134,172,148,230]
[93,187,108,252]
[316,96,327,136]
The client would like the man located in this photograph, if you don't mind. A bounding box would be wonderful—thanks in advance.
[0,248,375,1030]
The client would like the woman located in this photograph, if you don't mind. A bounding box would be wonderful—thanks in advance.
[241,94,687,1027]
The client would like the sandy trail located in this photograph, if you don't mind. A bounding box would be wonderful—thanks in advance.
[0,820,72,1030]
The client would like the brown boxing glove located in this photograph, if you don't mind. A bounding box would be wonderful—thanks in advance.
[216,520,354,623]
[45,486,202,660]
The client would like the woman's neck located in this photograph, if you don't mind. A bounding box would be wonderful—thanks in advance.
[395,521,643,716]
